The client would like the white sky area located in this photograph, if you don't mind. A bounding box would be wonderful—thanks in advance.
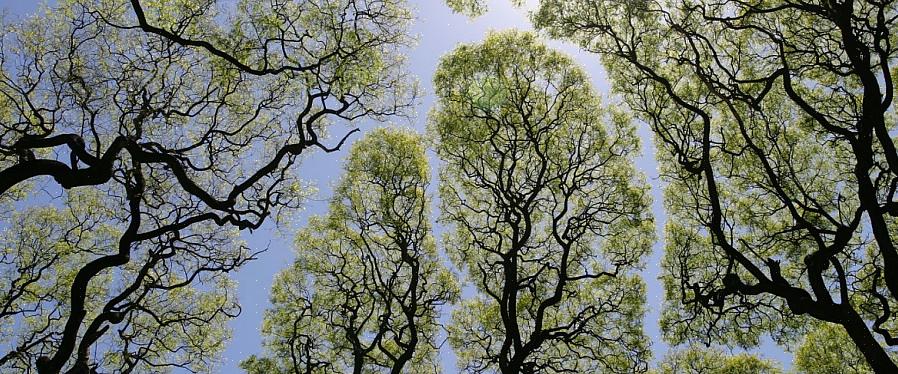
[0,0,791,372]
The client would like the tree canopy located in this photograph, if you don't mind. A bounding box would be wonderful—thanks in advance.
[5,0,897,372]
[655,345,783,374]
[241,127,458,374]
[526,0,898,371]
[793,322,877,374]
[431,30,655,374]
[0,0,414,372]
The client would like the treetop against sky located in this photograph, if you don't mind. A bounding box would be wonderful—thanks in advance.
[0,0,894,373]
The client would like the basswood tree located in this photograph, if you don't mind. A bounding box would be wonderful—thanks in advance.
[0,0,414,372]
[241,128,458,374]
[525,0,898,372]
[432,31,655,374]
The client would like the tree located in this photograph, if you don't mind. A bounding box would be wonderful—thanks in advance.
[526,0,898,371]
[654,346,782,374]
[0,188,243,373]
[794,322,877,374]
[431,30,655,374]
[0,0,414,372]
[241,128,458,374]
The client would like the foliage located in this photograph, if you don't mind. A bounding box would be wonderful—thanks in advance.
[525,0,898,371]
[443,0,489,17]
[432,30,654,374]
[0,0,414,372]
[442,0,524,17]
[0,189,242,373]
[794,323,875,374]
[654,345,782,374]
[242,128,458,374]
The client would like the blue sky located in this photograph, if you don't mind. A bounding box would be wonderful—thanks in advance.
[0,0,789,372]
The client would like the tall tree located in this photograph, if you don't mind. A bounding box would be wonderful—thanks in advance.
[241,127,458,374]
[525,0,898,371]
[0,0,414,372]
[432,30,655,374]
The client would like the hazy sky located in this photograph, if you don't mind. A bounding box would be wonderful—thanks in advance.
[0,0,789,372]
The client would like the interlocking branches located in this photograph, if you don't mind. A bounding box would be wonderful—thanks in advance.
[0,1,414,372]
[533,0,898,371]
